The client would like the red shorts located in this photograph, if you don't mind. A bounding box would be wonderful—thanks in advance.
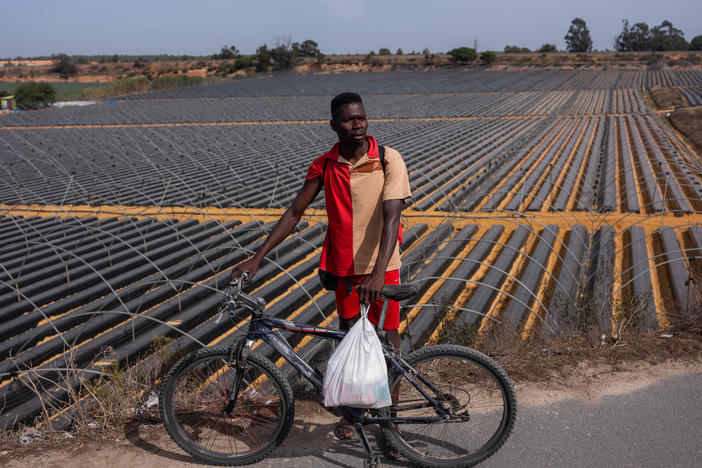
[335,270,400,330]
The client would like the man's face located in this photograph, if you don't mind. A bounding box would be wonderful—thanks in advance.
[331,102,368,145]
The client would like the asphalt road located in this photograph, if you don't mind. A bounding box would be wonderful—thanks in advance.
[252,370,702,468]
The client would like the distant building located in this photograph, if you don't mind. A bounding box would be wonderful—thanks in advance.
[1,95,15,111]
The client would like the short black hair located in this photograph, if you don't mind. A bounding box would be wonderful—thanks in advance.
[330,92,363,119]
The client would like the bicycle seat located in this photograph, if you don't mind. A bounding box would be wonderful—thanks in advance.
[380,283,418,301]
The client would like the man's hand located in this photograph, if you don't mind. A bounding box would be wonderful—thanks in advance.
[358,271,385,304]
[230,257,260,283]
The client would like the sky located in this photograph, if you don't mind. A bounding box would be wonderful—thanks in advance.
[2,0,701,58]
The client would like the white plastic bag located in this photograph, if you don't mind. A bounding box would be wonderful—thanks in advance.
[323,304,391,408]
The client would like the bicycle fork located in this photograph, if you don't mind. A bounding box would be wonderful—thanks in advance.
[224,338,252,415]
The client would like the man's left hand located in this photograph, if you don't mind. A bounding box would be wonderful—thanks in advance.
[358,271,385,304]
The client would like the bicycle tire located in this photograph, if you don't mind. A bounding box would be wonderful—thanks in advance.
[380,344,516,467]
[159,346,294,466]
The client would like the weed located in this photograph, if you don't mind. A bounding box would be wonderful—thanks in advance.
[5,335,180,437]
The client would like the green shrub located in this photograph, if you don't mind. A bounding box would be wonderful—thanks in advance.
[480,51,497,63]
[538,43,557,53]
[234,56,252,70]
[255,44,272,71]
[14,82,56,109]
[691,35,702,51]
[51,53,77,78]
[378,48,392,55]
[447,47,477,62]
[504,45,531,53]
[216,62,236,75]
[271,44,295,70]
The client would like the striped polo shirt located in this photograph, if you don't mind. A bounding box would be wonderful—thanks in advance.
[305,136,412,277]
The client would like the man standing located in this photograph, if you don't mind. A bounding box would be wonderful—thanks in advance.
[230,92,411,439]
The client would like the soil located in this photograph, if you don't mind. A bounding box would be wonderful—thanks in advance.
[669,107,702,158]
[649,87,687,109]
[1,355,700,468]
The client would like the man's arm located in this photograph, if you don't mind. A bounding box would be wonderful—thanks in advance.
[357,198,403,304]
[231,177,322,281]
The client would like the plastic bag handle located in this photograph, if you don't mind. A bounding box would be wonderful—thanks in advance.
[376,300,389,333]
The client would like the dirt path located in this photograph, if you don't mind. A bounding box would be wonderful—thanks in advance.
[3,358,700,468]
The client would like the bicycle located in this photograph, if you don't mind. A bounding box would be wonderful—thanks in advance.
[159,274,517,467]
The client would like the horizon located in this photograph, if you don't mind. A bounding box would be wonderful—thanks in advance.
[2,0,700,58]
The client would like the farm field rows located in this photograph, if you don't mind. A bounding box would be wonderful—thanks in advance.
[1,68,701,428]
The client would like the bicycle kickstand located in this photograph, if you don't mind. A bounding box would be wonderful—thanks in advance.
[353,422,379,467]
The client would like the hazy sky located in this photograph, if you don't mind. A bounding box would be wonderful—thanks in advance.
[3,0,701,58]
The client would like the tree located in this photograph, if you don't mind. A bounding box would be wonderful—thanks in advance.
[14,82,56,109]
[297,39,321,57]
[538,43,557,53]
[480,51,497,63]
[615,20,651,51]
[691,35,702,51]
[51,53,77,78]
[255,44,272,71]
[503,45,531,53]
[234,56,252,70]
[396,48,404,55]
[271,44,295,69]
[215,45,240,59]
[422,48,431,56]
[447,47,477,62]
[564,18,593,52]
[616,19,689,51]
[378,48,392,55]
[651,20,689,51]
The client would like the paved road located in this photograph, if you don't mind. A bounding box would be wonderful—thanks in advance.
[251,370,702,467]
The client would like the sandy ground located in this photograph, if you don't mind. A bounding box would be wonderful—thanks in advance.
[2,357,701,468]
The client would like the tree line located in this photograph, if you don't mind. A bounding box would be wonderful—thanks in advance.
[504,18,701,54]
[565,17,700,53]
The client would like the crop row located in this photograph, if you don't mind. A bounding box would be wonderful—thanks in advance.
[111,69,702,100]
[680,86,702,106]
[2,112,699,214]
[0,213,698,427]
[0,88,653,128]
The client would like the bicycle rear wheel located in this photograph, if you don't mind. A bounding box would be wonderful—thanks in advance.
[381,344,516,467]
[159,346,294,466]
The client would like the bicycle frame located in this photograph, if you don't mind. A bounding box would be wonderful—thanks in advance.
[230,302,451,426]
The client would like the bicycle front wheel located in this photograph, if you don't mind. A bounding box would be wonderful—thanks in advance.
[159,346,294,466]
[381,344,516,467]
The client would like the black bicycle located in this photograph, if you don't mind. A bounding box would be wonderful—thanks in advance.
[159,274,517,467]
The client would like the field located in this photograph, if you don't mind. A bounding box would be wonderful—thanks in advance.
[1,67,702,429]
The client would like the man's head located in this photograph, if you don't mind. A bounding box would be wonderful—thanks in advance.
[330,92,367,146]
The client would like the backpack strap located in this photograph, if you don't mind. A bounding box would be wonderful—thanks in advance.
[313,159,330,200]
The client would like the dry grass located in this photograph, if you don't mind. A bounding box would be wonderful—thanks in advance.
[649,87,687,109]
[669,107,702,158]
[440,281,702,383]
[0,337,182,451]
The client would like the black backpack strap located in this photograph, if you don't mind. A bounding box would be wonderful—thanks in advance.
[314,159,329,200]
[379,145,386,172]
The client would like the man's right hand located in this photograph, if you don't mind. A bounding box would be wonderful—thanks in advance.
[230,257,260,283]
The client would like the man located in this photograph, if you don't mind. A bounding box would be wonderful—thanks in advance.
[230,92,411,441]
